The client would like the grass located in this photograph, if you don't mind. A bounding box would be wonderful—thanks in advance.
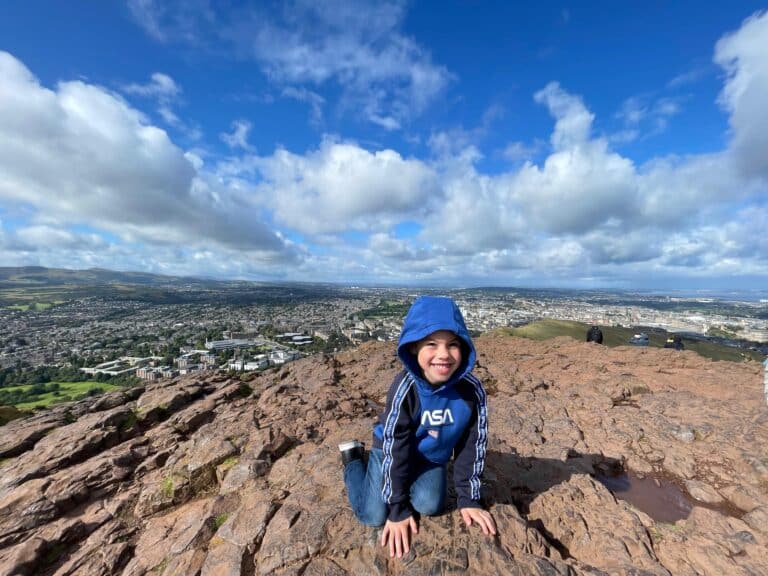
[0,405,24,425]
[3,381,122,410]
[153,558,169,574]
[213,513,230,529]
[221,456,239,468]
[162,476,174,499]
[10,302,51,311]
[497,319,765,363]
[119,410,139,433]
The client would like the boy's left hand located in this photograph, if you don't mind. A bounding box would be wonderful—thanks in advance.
[459,508,497,535]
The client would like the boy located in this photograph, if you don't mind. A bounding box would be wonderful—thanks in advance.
[339,295,496,558]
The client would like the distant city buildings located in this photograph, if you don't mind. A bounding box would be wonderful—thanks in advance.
[2,286,765,380]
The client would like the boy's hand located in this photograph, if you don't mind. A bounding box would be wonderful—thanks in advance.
[380,516,418,558]
[460,507,497,535]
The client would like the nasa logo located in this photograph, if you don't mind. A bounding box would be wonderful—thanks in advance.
[421,408,454,426]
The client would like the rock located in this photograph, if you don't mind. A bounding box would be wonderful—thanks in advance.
[527,474,669,575]
[671,425,696,443]
[742,506,768,535]
[684,480,724,505]
[0,335,765,574]
[720,484,762,513]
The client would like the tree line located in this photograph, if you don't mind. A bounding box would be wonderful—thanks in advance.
[0,364,138,388]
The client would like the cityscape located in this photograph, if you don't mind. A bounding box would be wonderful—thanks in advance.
[2,269,767,390]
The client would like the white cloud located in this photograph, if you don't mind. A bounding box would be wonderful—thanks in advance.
[534,82,594,150]
[615,94,683,141]
[123,72,181,99]
[715,10,768,178]
[0,51,292,263]
[281,86,325,125]
[12,225,108,251]
[249,138,439,235]
[220,119,254,151]
[245,1,452,128]
[503,140,542,162]
[129,0,452,129]
[127,0,214,43]
[121,72,191,133]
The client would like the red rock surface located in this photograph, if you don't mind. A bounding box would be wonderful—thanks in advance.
[0,334,766,575]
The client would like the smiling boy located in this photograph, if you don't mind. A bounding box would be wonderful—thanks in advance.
[339,295,496,558]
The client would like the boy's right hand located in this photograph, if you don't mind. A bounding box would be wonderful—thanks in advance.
[381,516,418,558]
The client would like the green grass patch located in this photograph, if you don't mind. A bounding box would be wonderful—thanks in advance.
[221,455,239,468]
[213,513,230,529]
[8,301,53,311]
[2,381,121,410]
[162,476,175,499]
[119,410,139,433]
[356,299,410,320]
[0,404,26,425]
[496,320,764,363]
[153,558,169,574]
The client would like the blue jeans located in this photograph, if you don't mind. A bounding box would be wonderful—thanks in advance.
[343,447,447,526]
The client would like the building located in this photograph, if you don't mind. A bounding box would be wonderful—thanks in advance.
[204,339,256,351]
[269,349,300,365]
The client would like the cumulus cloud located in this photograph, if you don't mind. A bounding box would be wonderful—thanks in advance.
[407,63,765,285]
[534,82,594,150]
[715,10,768,178]
[0,51,292,263]
[12,225,108,251]
[248,138,439,235]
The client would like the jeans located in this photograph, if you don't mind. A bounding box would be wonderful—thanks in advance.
[343,447,447,526]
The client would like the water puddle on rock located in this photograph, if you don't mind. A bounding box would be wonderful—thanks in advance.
[596,471,693,523]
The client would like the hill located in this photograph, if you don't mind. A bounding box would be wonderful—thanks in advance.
[500,319,765,363]
[0,266,203,308]
[0,335,766,574]
[0,266,195,287]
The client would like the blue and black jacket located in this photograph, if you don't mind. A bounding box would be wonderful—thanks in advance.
[372,296,489,522]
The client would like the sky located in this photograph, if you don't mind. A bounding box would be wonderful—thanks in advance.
[1,1,767,290]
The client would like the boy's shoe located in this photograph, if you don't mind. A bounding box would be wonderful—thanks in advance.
[338,440,365,465]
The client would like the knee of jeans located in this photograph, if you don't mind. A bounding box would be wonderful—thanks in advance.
[412,495,444,517]
[356,506,387,527]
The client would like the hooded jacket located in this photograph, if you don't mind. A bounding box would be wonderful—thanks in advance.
[372,296,488,522]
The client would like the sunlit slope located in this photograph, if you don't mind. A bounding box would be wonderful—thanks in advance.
[495,319,763,362]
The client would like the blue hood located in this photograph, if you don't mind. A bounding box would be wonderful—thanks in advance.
[397,296,476,392]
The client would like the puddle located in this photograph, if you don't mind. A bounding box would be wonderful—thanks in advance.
[596,471,693,523]
[597,470,747,522]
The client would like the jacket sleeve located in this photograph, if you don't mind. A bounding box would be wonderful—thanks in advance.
[452,375,488,510]
[380,373,416,522]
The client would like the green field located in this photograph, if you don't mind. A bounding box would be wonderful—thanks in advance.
[497,320,764,363]
[0,381,122,410]
[9,301,57,312]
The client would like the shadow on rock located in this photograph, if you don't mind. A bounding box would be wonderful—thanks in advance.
[483,449,624,513]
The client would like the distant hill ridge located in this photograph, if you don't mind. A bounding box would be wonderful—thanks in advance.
[0,266,197,287]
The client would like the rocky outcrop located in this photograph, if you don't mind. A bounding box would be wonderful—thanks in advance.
[0,335,766,575]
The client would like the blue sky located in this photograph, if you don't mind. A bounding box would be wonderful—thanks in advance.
[1,1,767,289]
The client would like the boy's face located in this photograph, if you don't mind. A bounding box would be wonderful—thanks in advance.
[411,330,462,386]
